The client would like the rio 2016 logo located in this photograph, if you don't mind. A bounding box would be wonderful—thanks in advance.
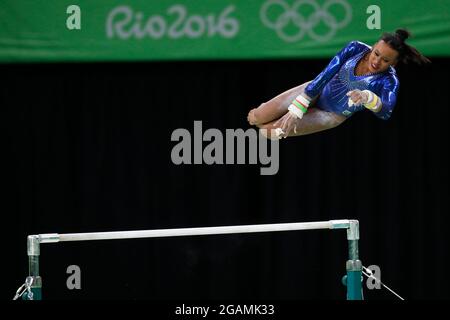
[106,5,239,40]
[260,0,352,42]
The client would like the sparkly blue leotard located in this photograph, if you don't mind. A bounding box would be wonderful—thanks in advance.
[304,41,400,120]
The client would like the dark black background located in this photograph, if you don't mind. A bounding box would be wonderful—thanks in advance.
[2,56,449,302]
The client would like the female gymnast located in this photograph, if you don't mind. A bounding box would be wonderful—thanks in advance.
[247,29,430,139]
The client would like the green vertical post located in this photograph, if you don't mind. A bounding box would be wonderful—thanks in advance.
[345,220,363,300]
[24,235,42,300]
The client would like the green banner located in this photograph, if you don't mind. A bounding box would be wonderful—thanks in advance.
[1,0,449,62]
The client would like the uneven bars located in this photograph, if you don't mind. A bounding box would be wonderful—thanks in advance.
[21,219,362,301]
[34,219,352,244]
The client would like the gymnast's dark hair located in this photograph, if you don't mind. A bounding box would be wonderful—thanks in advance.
[379,28,431,65]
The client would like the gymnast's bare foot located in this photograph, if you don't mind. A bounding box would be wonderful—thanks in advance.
[259,128,281,141]
[247,108,260,125]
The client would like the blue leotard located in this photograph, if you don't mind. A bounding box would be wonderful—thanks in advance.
[304,41,400,120]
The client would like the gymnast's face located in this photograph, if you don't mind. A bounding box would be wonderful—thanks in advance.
[368,40,399,73]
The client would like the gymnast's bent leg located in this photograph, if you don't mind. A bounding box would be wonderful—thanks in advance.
[247,81,312,126]
[257,108,347,140]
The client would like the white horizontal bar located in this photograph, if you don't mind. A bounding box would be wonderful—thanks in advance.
[38,220,350,244]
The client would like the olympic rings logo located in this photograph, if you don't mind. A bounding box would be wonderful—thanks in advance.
[260,0,352,42]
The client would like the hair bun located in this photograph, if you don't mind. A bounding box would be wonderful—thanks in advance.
[395,29,410,42]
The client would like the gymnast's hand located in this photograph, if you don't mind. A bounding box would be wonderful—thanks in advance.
[272,93,311,138]
[273,112,298,139]
[347,89,382,112]
[346,89,369,107]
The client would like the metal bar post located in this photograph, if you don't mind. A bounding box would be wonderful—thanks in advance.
[25,235,42,300]
[345,220,363,300]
